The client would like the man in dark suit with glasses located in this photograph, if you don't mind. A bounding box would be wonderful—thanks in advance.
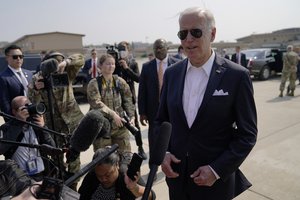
[0,45,33,120]
[158,7,257,200]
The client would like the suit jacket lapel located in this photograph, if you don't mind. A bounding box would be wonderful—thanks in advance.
[192,56,227,127]
[23,70,30,82]
[8,68,23,87]
[177,59,190,128]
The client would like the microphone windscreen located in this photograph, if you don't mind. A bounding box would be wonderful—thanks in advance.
[70,109,109,152]
[40,58,59,77]
[149,122,172,166]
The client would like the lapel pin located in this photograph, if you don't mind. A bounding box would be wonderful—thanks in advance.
[216,69,221,73]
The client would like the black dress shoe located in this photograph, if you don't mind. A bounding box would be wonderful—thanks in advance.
[138,146,148,160]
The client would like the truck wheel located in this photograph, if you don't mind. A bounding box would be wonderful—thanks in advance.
[259,66,270,80]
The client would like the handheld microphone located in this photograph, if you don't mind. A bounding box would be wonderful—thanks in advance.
[66,109,111,162]
[142,122,172,200]
[64,144,118,186]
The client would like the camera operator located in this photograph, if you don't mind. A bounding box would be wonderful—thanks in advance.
[28,52,85,191]
[108,41,147,160]
[0,96,56,182]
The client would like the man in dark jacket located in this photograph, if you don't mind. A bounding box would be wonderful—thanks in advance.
[158,7,257,200]
[138,38,179,172]
[0,96,56,181]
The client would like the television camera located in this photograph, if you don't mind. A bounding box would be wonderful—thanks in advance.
[106,44,127,76]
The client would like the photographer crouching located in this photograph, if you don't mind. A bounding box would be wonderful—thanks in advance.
[0,96,56,182]
[28,52,85,191]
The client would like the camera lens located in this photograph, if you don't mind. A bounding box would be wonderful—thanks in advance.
[35,103,47,115]
[26,103,47,115]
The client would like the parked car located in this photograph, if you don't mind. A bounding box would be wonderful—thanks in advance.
[0,54,87,96]
[241,48,285,80]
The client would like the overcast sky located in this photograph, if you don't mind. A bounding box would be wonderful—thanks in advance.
[1,0,299,45]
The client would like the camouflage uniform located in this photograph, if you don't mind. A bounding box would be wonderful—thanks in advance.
[279,50,299,96]
[28,54,84,176]
[87,74,135,172]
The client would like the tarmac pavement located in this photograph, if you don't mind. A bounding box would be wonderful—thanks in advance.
[1,75,299,199]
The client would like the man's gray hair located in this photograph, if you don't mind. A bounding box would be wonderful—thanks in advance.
[179,7,215,30]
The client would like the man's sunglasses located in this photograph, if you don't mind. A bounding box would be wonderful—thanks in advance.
[10,55,24,59]
[177,29,203,40]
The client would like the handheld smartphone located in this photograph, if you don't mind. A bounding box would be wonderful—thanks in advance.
[127,153,143,181]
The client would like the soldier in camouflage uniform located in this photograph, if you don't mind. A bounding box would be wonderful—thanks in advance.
[28,52,84,190]
[116,41,147,160]
[87,54,135,173]
[279,45,299,97]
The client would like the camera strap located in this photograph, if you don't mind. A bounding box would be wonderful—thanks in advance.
[96,75,121,96]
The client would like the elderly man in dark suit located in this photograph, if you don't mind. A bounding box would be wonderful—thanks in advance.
[138,38,179,169]
[0,45,33,120]
[157,7,257,200]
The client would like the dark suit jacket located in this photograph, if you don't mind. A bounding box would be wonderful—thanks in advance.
[0,67,33,116]
[155,56,257,199]
[231,53,247,68]
[116,59,140,104]
[82,58,93,81]
[138,56,179,123]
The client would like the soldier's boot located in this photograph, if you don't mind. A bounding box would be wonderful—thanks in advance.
[279,91,283,97]
[138,146,148,160]
[288,90,294,96]
[286,86,290,95]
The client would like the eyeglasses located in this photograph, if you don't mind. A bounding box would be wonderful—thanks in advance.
[177,29,203,40]
[10,55,24,59]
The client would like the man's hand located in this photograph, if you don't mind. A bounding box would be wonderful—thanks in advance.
[31,114,45,127]
[34,76,45,90]
[139,115,148,126]
[57,59,70,73]
[190,165,217,186]
[161,152,181,178]
[119,59,129,69]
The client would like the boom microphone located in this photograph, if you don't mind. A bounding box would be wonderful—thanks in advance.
[142,122,172,200]
[64,144,118,186]
[69,109,111,153]
[149,122,172,165]
[0,139,64,156]
[40,58,59,78]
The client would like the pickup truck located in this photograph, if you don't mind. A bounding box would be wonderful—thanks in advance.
[241,48,285,80]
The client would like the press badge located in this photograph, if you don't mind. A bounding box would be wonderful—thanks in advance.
[26,158,38,175]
